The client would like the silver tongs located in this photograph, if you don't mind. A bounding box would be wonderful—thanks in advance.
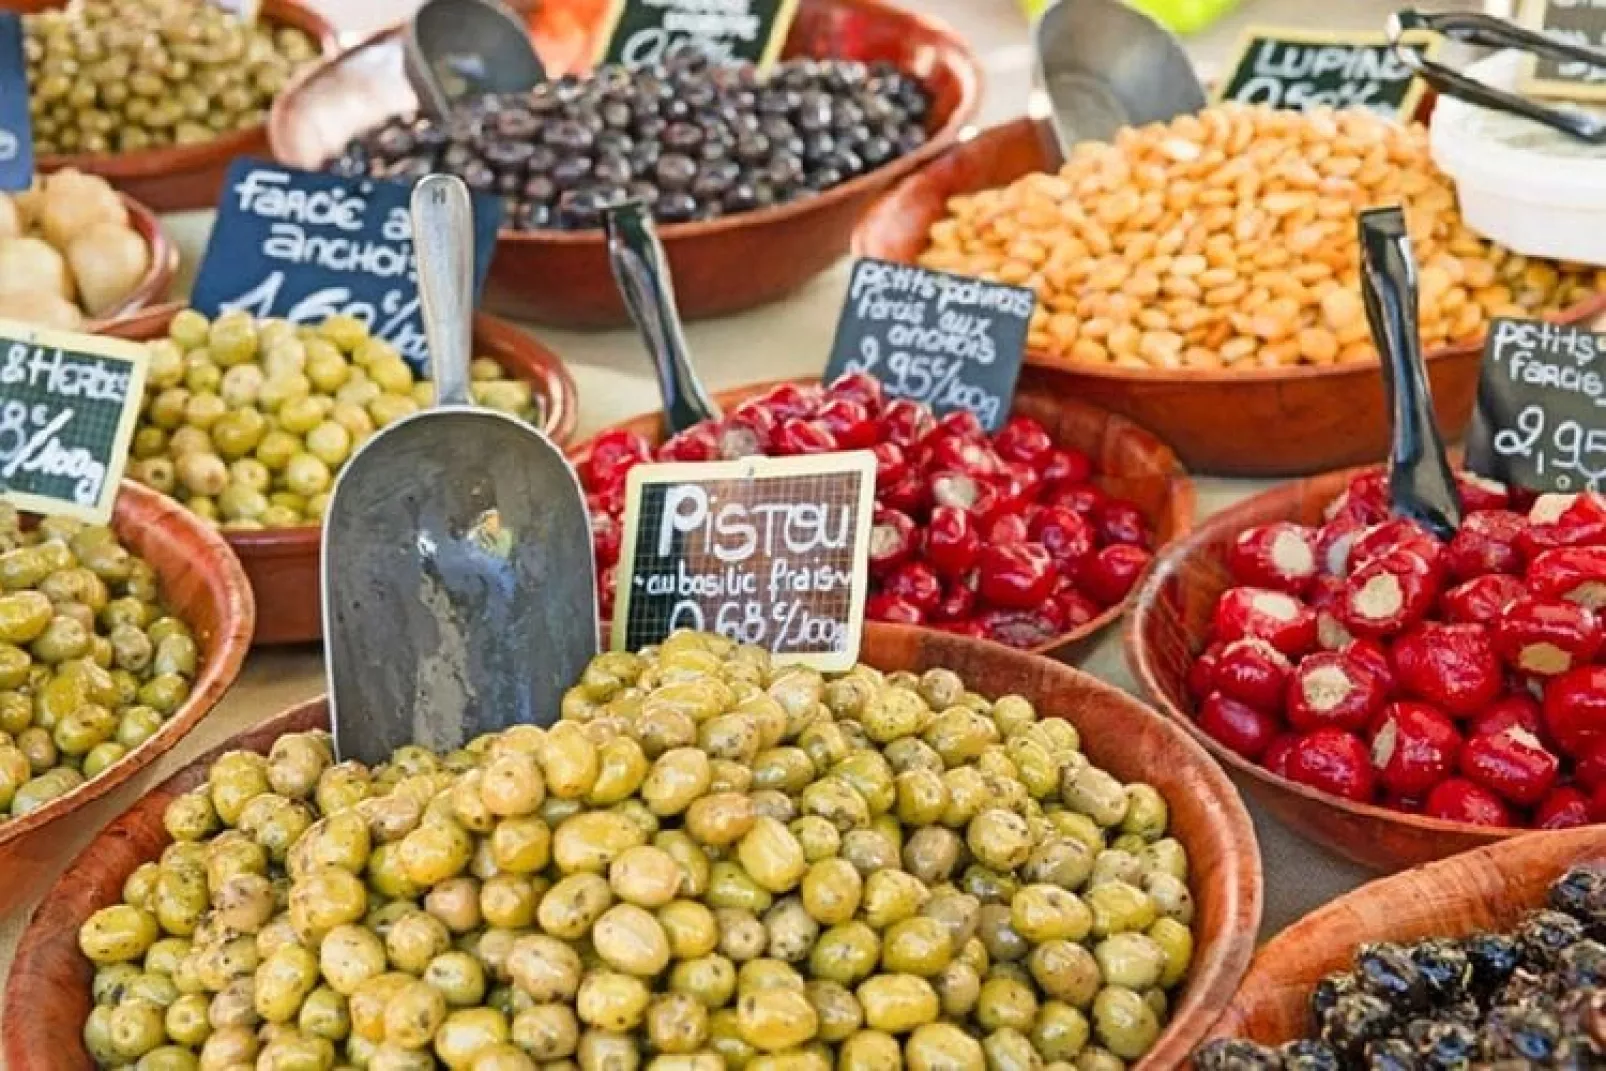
[1388,8,1606,144]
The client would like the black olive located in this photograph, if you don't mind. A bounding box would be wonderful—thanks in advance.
[1463,934,1522,992]
[492,109,539,140]
[513,202,552,230]
[1557,939,1606,989]
[1311,974,1358,1027]
[1409,941,1472,1005]
[1517,910,1587,970]
[1357,944,1430,1013]
[442,143,474,170]
[460,160,497,191]
[1192,1040,1282,1071]
[593,153,634,186]
[1481,1002,1563,1063]
[482,141,535,171]
[526,144,559,175]
[1321,992,1395,1063]
[655,153,698,190]
[521,174,557,203]
[1548,865,1606,935]
[1403,1018,1478,1070]
[656,191,698,223]
[1364,1037,1419,1070]
[1278,1039,1342,1070]
[551,155,594,189]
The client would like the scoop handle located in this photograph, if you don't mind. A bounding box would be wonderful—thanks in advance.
[603,201,720,435]
[412,173,475,408]
[1358,205,1463,539]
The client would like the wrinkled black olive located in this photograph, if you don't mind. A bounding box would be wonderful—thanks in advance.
[1311,974,1359,1027]
[1549,866,1606,932]
[1321,993,1395,1063]
[1481,1003,1563,1063]
[1517,910,1588,970]
[1409,941,1472,1005]
[1558,938,1606,989]
[1463,934,1522,992]
[1363,1037,1418,1071]
[1357,944,1429,1012]
[1279,1039,1342,1071]
[1404,1018,1478,1070]
[1193,1039,1283,1070]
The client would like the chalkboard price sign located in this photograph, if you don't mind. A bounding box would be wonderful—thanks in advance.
[1521,0,1606,101]
[0,13,34,192]
[1466,317,1606,495]
[0,319,149,524]
[613,452,876,670]
[1215,27,1438,119]
[823,259,1034,433]
[190,159,504,375]
[595,0,800,70]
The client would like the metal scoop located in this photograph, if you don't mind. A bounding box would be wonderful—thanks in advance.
[322,174,597,767]
[1033,0,1206,152]
[603,201,721,436]
[1358,205,1464,540]
[405,0,547,120]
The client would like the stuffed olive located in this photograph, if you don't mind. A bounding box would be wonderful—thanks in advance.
[79,631,1195,1068]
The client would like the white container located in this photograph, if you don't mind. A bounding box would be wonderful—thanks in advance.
[1430,51,1606,266]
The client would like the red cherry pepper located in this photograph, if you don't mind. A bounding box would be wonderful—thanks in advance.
[1577,740,1606,793]
[1055,590,1101,629]
[591,511,623,570]
[1526,546,1606,609]
[1493,597,1602,677]
[996,461,1044,512]
[1454,473,1512,513]
[598,571,616,621]
[977,608,1065,650]
[1284,729,1377,802]
[1213,586,1319,657]
[929,575,978,623]
[930,471,1000,519]
[1340,638,1397,698]
[581,428,653,490]
[1188,643,1224,703]
[1535,786,1593,829]
[1444,509,1525,581]
[1316,512,1367,577]
[934,410,987,440]
[657,423,721,463]
[1077,545,1153,608]
[1469,693,1546,742]
[1338,549,1438,639]
[920,432,1001,480]
[883,561,943,615]
[1392,622,1503,717]
[824,371,884,414]
[922,506,981,578]
[758,382,821,421]
[1517,492,1606,559]
[976,543,1058,610]
[987,513,1029,547]
[1214,638,1293,714]
[878,398,935,448]
[815,398,878,450]
[1440,574,1526,627]
[881,472,929,517]
[866,593,924,625]
[771,418,839,456]
[1542,665,1606,758]
[718,404,778,457]
[868,507,917,577]
[1324,469,1391,526]
[992,415,1055,468]
[1263,734,1299,778]
[1197,692,1279,760]
[1028,506,1095,571]
[1424,779,1514,827]
[1310,575,1353,651]
[871,442,909,489]
[1459,726,1560,807]
[1227,522,1320,595]
[1046,483,1107,517]
[1350,518,1444,575]
[1286,651,1384,732]
[1093,500,1151,549]
[1040,447,1093,485]
[1370,701,1462,798]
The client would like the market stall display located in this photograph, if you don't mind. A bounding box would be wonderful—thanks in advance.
[0,170,175,329]
[266,0,982,327]
[4,629,1261,1071]
[572,377,1193,655]
[852,111,1606,476]
[1196,826,1605,1065]
[0,481,252,915]
[1128,463,1606,871]
[11,0,338,212]
[103,304,580,645]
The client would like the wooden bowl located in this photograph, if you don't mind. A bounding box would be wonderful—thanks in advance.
[1200,826,1606,1058]
[7,0,339,213]
[101,303,581,645]
[4,630,1261,1071]
[853,117,1606,477]
[0,480,253,915]
[1123,465,1545,873]
[267,0,983,329]
[571,377,1195,659]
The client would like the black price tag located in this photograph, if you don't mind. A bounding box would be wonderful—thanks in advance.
[190,159,505,375]
[1521,0,1606,101]
[0,320,148,523]
[612,452,876,670]
[1466,317,1606,495]
[823,258,1033,433]
[595,0,800,70]
[1214,27,1438,118]
[0,13,34,193]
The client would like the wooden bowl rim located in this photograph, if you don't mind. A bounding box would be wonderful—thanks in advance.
[102,301,581,554]
[0,480,255,851]
[5,639,1263,1071]
[78,193,179,331]
[1122,468,1532,847]
[855,115,1606,384]
[570,376,1196,657]
[266,0,983,246]
[32,0,340,180]
[1204,824,1606,1048]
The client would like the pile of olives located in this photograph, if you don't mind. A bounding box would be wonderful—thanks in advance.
[23,0,319,156]
[329,45,933,231]
[0,507,196,821]
[127,310,542,530]
[78,632,1196,1070]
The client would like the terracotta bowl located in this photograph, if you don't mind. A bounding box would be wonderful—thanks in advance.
[74,194,179,330]
[1123,465,1549,873]
[6,0,339,213]
[1198,825,1606,1060]
[571,377,1195,659]
[852,117,1606,478]
[267,0,982,329]
[101,303,581,645]
[4,628,1261,1071]
[0,481,253,916]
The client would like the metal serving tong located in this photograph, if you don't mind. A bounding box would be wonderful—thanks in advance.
[1388,8,1606,144]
